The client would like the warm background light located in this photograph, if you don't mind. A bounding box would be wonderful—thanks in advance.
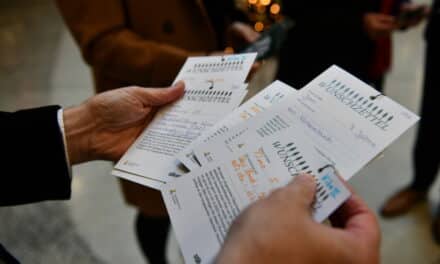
[237,0,283,33]
[270,3,280,15]
[224,46,235,54]
[257,4,266,13]
[259,0,271,6]
[254,21,264,32]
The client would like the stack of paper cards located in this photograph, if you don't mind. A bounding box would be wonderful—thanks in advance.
[176,80,298,170]
[113,53,257,189]
[161,65,419,263]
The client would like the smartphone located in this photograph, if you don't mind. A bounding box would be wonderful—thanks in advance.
[239,17,294,61]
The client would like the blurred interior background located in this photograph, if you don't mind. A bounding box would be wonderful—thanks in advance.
[0,0,439,263]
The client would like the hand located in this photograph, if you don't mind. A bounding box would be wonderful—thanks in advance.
[217,174,380,264]
[363,13,397,40]
[63,82,185,164]
[226,21,260,51]
[397,4,430,28]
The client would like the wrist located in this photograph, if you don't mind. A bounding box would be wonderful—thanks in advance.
[63,104,98,164]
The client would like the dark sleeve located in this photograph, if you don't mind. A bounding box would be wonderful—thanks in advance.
[282,1,369,40]
[278,1,374,86]
[0,106,71,206]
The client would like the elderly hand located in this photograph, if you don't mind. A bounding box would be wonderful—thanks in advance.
[217,174,380,264]
[63,82,185,164]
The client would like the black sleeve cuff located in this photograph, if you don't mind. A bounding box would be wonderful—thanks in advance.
[0,106,72,206]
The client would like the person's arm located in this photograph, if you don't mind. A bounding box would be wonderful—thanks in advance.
[55,0,203,86]
[0,82,185,206]
[63,83,184,164]
[217,174,380,263]
[0,106,71,206]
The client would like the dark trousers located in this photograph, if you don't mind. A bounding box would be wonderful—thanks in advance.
[135,212,170,264]
[411,42,440,191]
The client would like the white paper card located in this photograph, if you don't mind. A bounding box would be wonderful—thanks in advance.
[162,129,350,263]
[173,53,257,85]
[113,81,248,188]
[193,66,419,180]
[176,81,298,170]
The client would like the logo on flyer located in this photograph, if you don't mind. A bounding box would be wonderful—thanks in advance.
[193,254,202,263]
[169,189,182,210]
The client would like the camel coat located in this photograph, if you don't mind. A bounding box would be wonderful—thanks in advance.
[57,0,220,216]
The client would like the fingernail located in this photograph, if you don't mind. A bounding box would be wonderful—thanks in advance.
[174,80,185,87]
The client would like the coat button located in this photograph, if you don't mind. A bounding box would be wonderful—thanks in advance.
[162,20,175,34]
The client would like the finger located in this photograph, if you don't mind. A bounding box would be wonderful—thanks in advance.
[282,173,317,209]
[330,193,380,246]
[377,14,396,24]
[374,26,395,36]
[134,81,185,106]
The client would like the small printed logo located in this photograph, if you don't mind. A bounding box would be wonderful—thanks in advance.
[203,152,213,162]
[123,160,139,167]
[193,254,201,264]
[321,173,341,199]
[168,172,182,177]
[169,189,181,210]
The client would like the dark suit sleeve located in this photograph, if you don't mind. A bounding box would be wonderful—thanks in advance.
[278,1,373,86]
[0,106,71,206]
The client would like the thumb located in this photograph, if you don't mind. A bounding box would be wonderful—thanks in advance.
[135,81,185,106]
[284,173,317,210]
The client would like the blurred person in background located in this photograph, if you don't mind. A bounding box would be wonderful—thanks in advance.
[367,1,428,92]
[276,1,424,92]
[55,1,258,263]
[277,1,378,89]
[380,0,440,244]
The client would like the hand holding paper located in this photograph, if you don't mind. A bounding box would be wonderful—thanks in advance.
[111,57,417,264]
[217,174,380,264]
[113,53,257,188]
[161,65,417,264]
